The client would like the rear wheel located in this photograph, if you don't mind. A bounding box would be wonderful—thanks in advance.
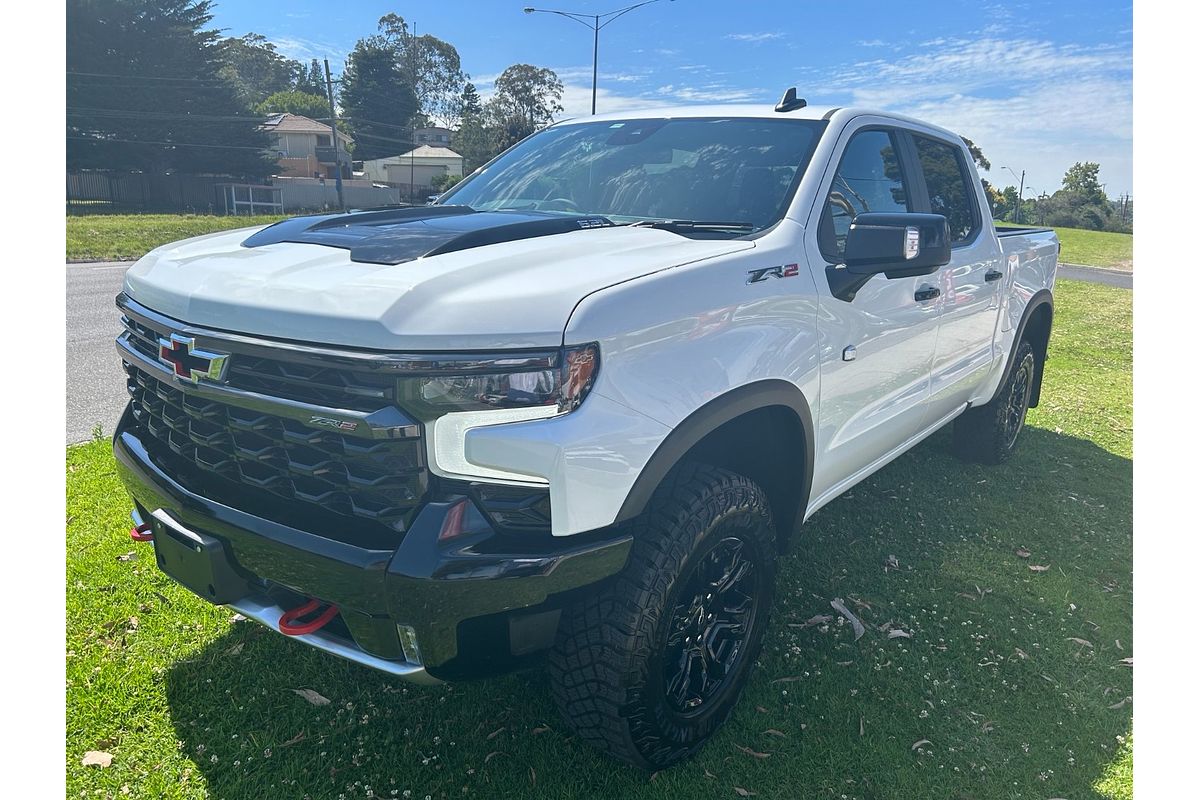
[953,339,1037,464]
[548,463,776,769]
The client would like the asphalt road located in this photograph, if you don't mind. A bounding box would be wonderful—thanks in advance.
[63,259,1133,445]
[67,261,131,445]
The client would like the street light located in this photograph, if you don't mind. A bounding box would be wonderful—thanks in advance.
[1002,165,1026,224]
[523,1,674,115]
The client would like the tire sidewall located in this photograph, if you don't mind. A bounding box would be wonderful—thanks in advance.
[996,341,1036,459]
[629,485,776,763]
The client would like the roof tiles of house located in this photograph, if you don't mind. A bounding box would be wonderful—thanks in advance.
[261,113,351,142]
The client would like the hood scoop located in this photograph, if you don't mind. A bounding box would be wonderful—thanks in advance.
[241,205,615,265]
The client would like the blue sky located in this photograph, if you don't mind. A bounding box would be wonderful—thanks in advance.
[209,0,1133,197]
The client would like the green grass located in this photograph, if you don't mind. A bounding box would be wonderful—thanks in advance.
[998,223,1133,270]
[66,279,1131,799]
[66,214,286,262]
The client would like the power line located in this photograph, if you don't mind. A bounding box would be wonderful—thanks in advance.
[66,70,232,83]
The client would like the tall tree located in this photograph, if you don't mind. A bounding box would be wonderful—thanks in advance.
[295,59,327,96]
[218,33,303,108]
[339,39,419,160]
[373,14,466,125]
[488,64,563,150]
[67,0,274,176]
[460,82,483,117]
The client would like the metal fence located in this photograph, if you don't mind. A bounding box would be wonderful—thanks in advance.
[67,171,436,215]
[67,171,237,213]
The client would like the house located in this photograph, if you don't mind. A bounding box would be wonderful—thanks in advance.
[360,145,465,187]
[260,113,353,179]
[413,126,453,147]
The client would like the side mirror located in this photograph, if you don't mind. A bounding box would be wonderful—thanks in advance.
[827,212,951,301]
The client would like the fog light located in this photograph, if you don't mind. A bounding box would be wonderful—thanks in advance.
[397,624,423,665]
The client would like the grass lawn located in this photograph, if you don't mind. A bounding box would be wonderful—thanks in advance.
[66,214,286,262]
[66,279,1132,799]
[998,223,1133,270]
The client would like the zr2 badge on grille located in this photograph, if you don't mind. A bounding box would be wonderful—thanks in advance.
[746,263,800,284]
[309,415,359,431]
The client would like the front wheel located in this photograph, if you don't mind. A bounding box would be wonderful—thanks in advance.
[952,339,1037,464]
[548,463,777,769]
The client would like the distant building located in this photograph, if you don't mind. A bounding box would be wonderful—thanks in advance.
[360,145,465,187]
[260,113,353,179]
[413,126,453,147]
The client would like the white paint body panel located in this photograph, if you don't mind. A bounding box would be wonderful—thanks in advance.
[120,105,1058,537]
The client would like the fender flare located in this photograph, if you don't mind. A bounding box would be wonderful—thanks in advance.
[990,289,1054,406]
[614,379,815,525]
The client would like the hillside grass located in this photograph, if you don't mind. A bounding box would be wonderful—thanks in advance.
[67,279,1131,799]
[998,223,1133,270]
[66,214,286,262]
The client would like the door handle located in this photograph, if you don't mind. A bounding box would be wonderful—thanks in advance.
[985,269,1004,282]
[914,286,941,302]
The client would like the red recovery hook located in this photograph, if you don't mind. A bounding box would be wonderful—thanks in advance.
[278,598,340,636]
[129,521,154,542]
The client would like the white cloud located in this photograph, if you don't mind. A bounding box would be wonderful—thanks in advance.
[269,35,351,71]
[727,33,782,43]
[822,37,1132,195]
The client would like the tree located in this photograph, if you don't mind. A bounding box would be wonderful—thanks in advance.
[489,64,563,150]
[1061,161,1105,204]
[430,172,463,192]
[295,59,327,96]
[961,137,991,171]
[339,39,419,161]
[455,110,499,173]
[375,14,467,125]
[255,90,329,120]
[460,82,483,117]
[67,0,274,177]
[218,33,303,108]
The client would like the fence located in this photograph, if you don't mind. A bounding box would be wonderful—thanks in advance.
[68,171,436,215]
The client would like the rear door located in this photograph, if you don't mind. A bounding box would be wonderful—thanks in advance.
[804,122,942,506]
[908,133,1005,422]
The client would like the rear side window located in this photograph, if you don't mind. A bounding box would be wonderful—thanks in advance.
[820,129,909,258]
[913,135,978,243]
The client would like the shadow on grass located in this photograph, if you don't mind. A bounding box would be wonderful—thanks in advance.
[164,425,1131,800]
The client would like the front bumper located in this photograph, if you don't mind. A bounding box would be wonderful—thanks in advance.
[113,408,632,682]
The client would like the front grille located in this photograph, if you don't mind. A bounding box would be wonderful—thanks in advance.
[118,303,428,535]
[121,313,398,412]
[125,366,426,532]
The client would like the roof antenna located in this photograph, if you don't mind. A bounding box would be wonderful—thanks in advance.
[775,87,807,113]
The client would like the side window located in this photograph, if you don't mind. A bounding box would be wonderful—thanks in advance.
[912,135,978,243]
[820,129,909,259]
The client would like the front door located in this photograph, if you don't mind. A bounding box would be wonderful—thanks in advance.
[805,123,942,507]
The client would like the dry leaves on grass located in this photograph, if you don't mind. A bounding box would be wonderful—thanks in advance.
[81,751,113,768]
[531,726,550,735]
[763,729,787,738]
[1015,547,1032,558]
[116,552,137,562]
[887,628,913,640]
[290,688,330,706]
[1067,637,1094,648]
[884,554,900,571]
[734,788,757,797]
[830,598,866,641]
[734,744,771,759]
[1108,696,1131,709]
[911,739,932,751]
[1029,564,1051,573]
[486,727,506,740]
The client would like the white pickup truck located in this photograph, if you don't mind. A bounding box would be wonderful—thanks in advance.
[113,94,1058,769]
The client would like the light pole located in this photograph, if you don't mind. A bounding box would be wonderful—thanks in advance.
[523,1,673,115]
[1002,166,1025,224]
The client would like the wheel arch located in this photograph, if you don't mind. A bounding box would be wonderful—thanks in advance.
[995,289,1054,408]
[614,380,814,550]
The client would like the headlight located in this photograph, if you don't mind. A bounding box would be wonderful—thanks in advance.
[396,344,599,418]
[395,344,599,483]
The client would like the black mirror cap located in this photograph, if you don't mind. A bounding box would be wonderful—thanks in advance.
[844,212,951,277]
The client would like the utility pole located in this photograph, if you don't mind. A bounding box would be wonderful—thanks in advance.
[1003,166,1026,224]
[323,58,345,211]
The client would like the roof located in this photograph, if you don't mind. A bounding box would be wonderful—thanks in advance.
[554,104,840,124]
[260,113,352,143]
[368,145,463,162]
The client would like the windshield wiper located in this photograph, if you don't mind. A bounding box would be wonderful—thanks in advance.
[629,219,756,233]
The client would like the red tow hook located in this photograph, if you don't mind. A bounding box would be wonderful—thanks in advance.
[278,598,340,636]
[129,522,154,543]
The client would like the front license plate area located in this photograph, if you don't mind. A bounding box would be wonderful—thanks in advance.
[151,511,249,605]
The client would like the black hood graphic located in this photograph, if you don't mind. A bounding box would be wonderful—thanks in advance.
[241,206,615,266]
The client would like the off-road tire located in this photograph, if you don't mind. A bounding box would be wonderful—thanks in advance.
[952,339,1037,464]
[548,463,777,770]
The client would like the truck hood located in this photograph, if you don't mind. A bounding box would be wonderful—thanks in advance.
[123,216,754,350]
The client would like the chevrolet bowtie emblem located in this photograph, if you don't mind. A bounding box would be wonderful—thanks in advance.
[157,333,228,383]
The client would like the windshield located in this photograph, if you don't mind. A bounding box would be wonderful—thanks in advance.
[439,117,827,233]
